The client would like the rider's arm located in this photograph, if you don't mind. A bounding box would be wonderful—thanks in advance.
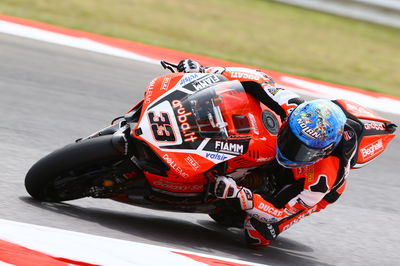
[216,157,343,223]
[205,66,304,119]
[176,59,303,119]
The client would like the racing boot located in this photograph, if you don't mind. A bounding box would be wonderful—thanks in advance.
[244,215,276,249]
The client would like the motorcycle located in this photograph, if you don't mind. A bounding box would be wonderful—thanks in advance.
[25,61,397,226]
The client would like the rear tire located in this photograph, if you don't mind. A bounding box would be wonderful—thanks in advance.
[25,135,126,202]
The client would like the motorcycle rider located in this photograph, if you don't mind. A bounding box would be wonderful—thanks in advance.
[177,59,358,249]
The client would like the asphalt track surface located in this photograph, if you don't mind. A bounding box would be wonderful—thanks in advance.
[1,32,399,266]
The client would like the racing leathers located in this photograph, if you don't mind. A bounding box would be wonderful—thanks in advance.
[216,134,357,248]
[177,59,358,249]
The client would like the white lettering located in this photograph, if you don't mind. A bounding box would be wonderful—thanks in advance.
[230,71,260,81]
[248,113,259,135]
[153,180,203,191]
[161,77,171,91]
[162,154,189,178]
[192,75,220,90]
[364,122,385,131]
[144,78,156,104]
[282,205,318,231]
[297,118,320,139]
[257,202,284,217]
[361,139,383,159]
[184,155,200,171]
[179,74,199,86]
[215,141,244,154]
[172,100,198,142]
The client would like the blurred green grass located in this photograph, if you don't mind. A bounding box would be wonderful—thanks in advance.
[1,0,399,97]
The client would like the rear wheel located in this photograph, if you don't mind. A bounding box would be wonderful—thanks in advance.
[25,135,137,202]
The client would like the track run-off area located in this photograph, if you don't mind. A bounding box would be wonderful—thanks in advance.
[1,15,399,265]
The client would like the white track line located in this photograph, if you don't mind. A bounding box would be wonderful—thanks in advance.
[0,218,266,266]
[0,19,399,115]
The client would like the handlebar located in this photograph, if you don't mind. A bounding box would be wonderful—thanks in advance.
[161,61,179,73]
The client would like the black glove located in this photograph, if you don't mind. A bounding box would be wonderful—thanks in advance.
[177,59,203,73]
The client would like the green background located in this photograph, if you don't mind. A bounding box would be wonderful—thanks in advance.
[1,0,399,96]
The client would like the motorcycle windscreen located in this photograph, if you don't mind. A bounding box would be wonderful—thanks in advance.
[178,80,254,139]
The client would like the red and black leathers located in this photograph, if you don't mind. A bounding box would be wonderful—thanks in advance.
[244,124,357,246]
[181,60,358,248]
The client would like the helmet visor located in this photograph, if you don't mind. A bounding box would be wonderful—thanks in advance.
[277,123,332,164]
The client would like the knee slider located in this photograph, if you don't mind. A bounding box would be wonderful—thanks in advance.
[250,217,280,240]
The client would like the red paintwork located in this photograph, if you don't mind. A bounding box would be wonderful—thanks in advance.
[336,99,396,168]
[131,73,280,193]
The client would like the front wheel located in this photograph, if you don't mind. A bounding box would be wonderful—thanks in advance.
[25,135,132,202]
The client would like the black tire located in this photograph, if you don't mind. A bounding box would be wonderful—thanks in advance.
[25,135,126,202]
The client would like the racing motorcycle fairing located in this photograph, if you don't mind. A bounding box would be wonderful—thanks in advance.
[132,73,280,193]
[334,99,397,168]
[24,60,398,216]
[25,61,396,216]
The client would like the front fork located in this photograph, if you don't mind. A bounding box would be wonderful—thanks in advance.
[79,100,144,153]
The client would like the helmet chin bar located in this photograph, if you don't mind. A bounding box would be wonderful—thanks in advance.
[276,148,319,168]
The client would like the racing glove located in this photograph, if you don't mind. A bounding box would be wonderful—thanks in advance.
[177,59,203,73]
[215,176,254,210]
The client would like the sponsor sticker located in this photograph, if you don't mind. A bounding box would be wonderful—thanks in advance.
[282,205,318,231]
[230,71,260,81]
[343,130,354,141]
[256,157,274,163]
[344,101,377,117]
[162,153,189,178]
[267,86,283,96]
[184,155,200,171]
[215,140,244,155]
[192,75,221,90]
[306,165,315,183]
[361,139,384,160]
[248,113,259,135]
[179,73,199,86]
[153,179,203,191]
[297,118,320,139]
[205,152,228,161]
[203,139,249,156]
[172,99,198,143]
[144,78,156,104]
[364,121,386,131]
[161,77,171,91]
[257,202,284,217]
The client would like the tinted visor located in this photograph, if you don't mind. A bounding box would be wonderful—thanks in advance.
[277,123,331,163]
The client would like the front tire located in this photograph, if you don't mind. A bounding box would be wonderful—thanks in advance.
[25,135,126,202]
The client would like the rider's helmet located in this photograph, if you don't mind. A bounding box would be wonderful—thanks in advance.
[276,99,347,168]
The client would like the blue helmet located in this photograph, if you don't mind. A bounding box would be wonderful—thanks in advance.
[276,99,347,168]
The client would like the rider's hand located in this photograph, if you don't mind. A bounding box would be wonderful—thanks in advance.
[177,59,203,73]
[215,176,254,210]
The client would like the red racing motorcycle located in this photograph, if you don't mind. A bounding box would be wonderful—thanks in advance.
[25,61,397,224]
